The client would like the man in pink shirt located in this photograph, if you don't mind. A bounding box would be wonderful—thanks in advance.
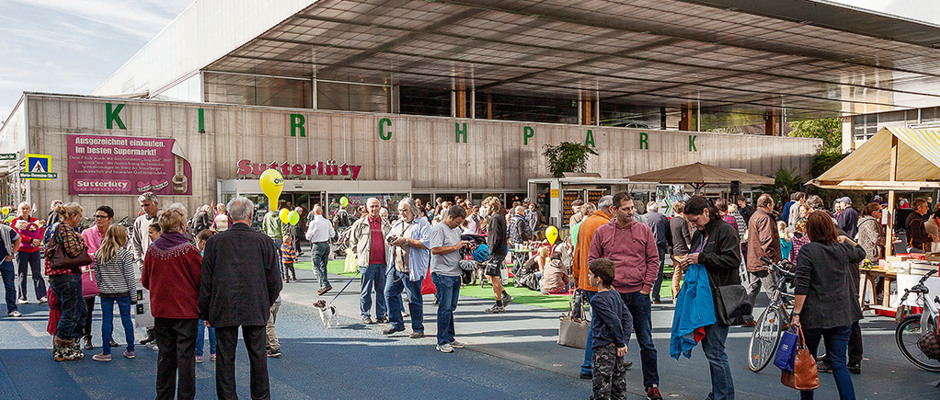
[588,192,663,400]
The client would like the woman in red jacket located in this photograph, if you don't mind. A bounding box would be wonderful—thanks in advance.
[142,204,202,400]
[12,202,46,304]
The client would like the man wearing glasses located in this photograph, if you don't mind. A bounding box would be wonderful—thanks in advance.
[131,192,161,347]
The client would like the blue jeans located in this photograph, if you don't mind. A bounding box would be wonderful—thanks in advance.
[359,264,387,319]
[701,324,734,400]
[100,296,135,355]
[385,268,424,332]
[1,261,18,313]
[801,325,855,400]
[620,291,659,389]
[651,244,667,302]
[312,242,331,289]
[431,273,460,345]
[195,319,217,357]
[49,274,86,340]
[581,290,597,375]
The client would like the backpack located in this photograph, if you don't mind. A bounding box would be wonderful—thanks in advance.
[191,211,210,233]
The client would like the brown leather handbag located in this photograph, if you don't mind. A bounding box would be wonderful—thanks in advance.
[781,326,820,390]
[44,229,92,271]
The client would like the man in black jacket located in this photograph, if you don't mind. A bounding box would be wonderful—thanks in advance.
[200,197,282,400]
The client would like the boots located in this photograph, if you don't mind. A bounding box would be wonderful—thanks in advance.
[53,336,84,362]
[83,335,94,350]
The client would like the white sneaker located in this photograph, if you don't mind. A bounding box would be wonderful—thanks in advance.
[450,340,466,348]
[7,311,22,317]
[436,343,454,353]
[16,299,27,305]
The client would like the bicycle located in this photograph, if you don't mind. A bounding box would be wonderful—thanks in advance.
[747,257,796,372]
[895,269,940,373]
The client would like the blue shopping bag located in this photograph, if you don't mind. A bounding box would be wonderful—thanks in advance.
[773,330,799,372]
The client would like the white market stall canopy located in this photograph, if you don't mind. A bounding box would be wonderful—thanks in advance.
[809,127,940,190]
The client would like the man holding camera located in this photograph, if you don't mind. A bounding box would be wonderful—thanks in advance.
[382,198,431,338]
[348,198,391,324]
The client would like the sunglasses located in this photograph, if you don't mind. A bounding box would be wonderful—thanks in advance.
[95,215,110,219]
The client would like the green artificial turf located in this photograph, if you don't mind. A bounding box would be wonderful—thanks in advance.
[292,259,676,310]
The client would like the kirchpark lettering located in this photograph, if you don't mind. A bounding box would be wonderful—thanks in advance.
[106,103,126,130]
[379,118,392,140]
[456,122,467,143]
[290,114,306,137]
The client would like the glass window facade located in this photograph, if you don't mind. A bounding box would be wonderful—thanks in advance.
[152,74,203,102]
[852,114,877,142]
[205,72,310,108]
[475,92,578,124]
[316,81,388,113]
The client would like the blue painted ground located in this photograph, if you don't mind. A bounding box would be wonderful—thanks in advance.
[1,263,938,399]
[0,298,590,399]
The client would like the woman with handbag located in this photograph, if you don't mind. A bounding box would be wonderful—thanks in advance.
[790,210,866,400]
[80,205,114,350]
[679,196,742,400]
[45,202,92,362]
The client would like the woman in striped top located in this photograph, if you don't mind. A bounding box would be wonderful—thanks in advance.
[91,225,137,361]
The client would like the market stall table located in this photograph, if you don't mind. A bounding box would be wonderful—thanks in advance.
[859,268,896,312]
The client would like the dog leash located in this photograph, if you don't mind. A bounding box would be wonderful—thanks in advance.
[328,271,360,306]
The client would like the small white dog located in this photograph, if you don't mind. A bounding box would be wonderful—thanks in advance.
[313,300,337,328]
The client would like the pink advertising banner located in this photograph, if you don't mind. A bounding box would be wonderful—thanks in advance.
[67,134,192,196]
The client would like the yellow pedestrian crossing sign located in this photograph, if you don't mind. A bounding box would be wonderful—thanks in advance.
[24,154,54,180]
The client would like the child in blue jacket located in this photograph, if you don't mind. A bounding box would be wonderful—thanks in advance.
[588,258,633,400]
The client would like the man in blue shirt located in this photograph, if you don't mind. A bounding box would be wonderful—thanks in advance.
[1,223,23,317]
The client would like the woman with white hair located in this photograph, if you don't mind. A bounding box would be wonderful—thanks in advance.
[12,202,46,305]
[213,203,231,232]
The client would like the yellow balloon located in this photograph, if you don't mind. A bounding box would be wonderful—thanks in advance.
[340,196,349,208]
[288,210,300,225]
[0,207,8,216]
[279,208,290,224]
[259,169,284,210]
[546,225,559,245]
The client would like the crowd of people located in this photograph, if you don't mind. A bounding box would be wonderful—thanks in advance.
[0,187,921,399]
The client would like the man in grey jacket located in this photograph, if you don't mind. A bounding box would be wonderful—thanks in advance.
[200,197,282,400]
[348,198,391,324]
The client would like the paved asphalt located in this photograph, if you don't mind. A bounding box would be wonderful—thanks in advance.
[0,264,937,399]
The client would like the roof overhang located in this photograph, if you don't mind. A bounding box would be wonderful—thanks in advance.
[196,0,940,119]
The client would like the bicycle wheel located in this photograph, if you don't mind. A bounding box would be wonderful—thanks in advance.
[896,315,940,372]
[748,306,783,372]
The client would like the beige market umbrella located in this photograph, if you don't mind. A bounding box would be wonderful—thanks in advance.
[626,162,774,192]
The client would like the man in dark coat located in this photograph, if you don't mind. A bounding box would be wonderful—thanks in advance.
[200,197,282,400]
[745,194,781,313]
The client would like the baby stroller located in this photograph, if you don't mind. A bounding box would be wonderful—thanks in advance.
[331,227,351,260]
[458,234,489,286]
